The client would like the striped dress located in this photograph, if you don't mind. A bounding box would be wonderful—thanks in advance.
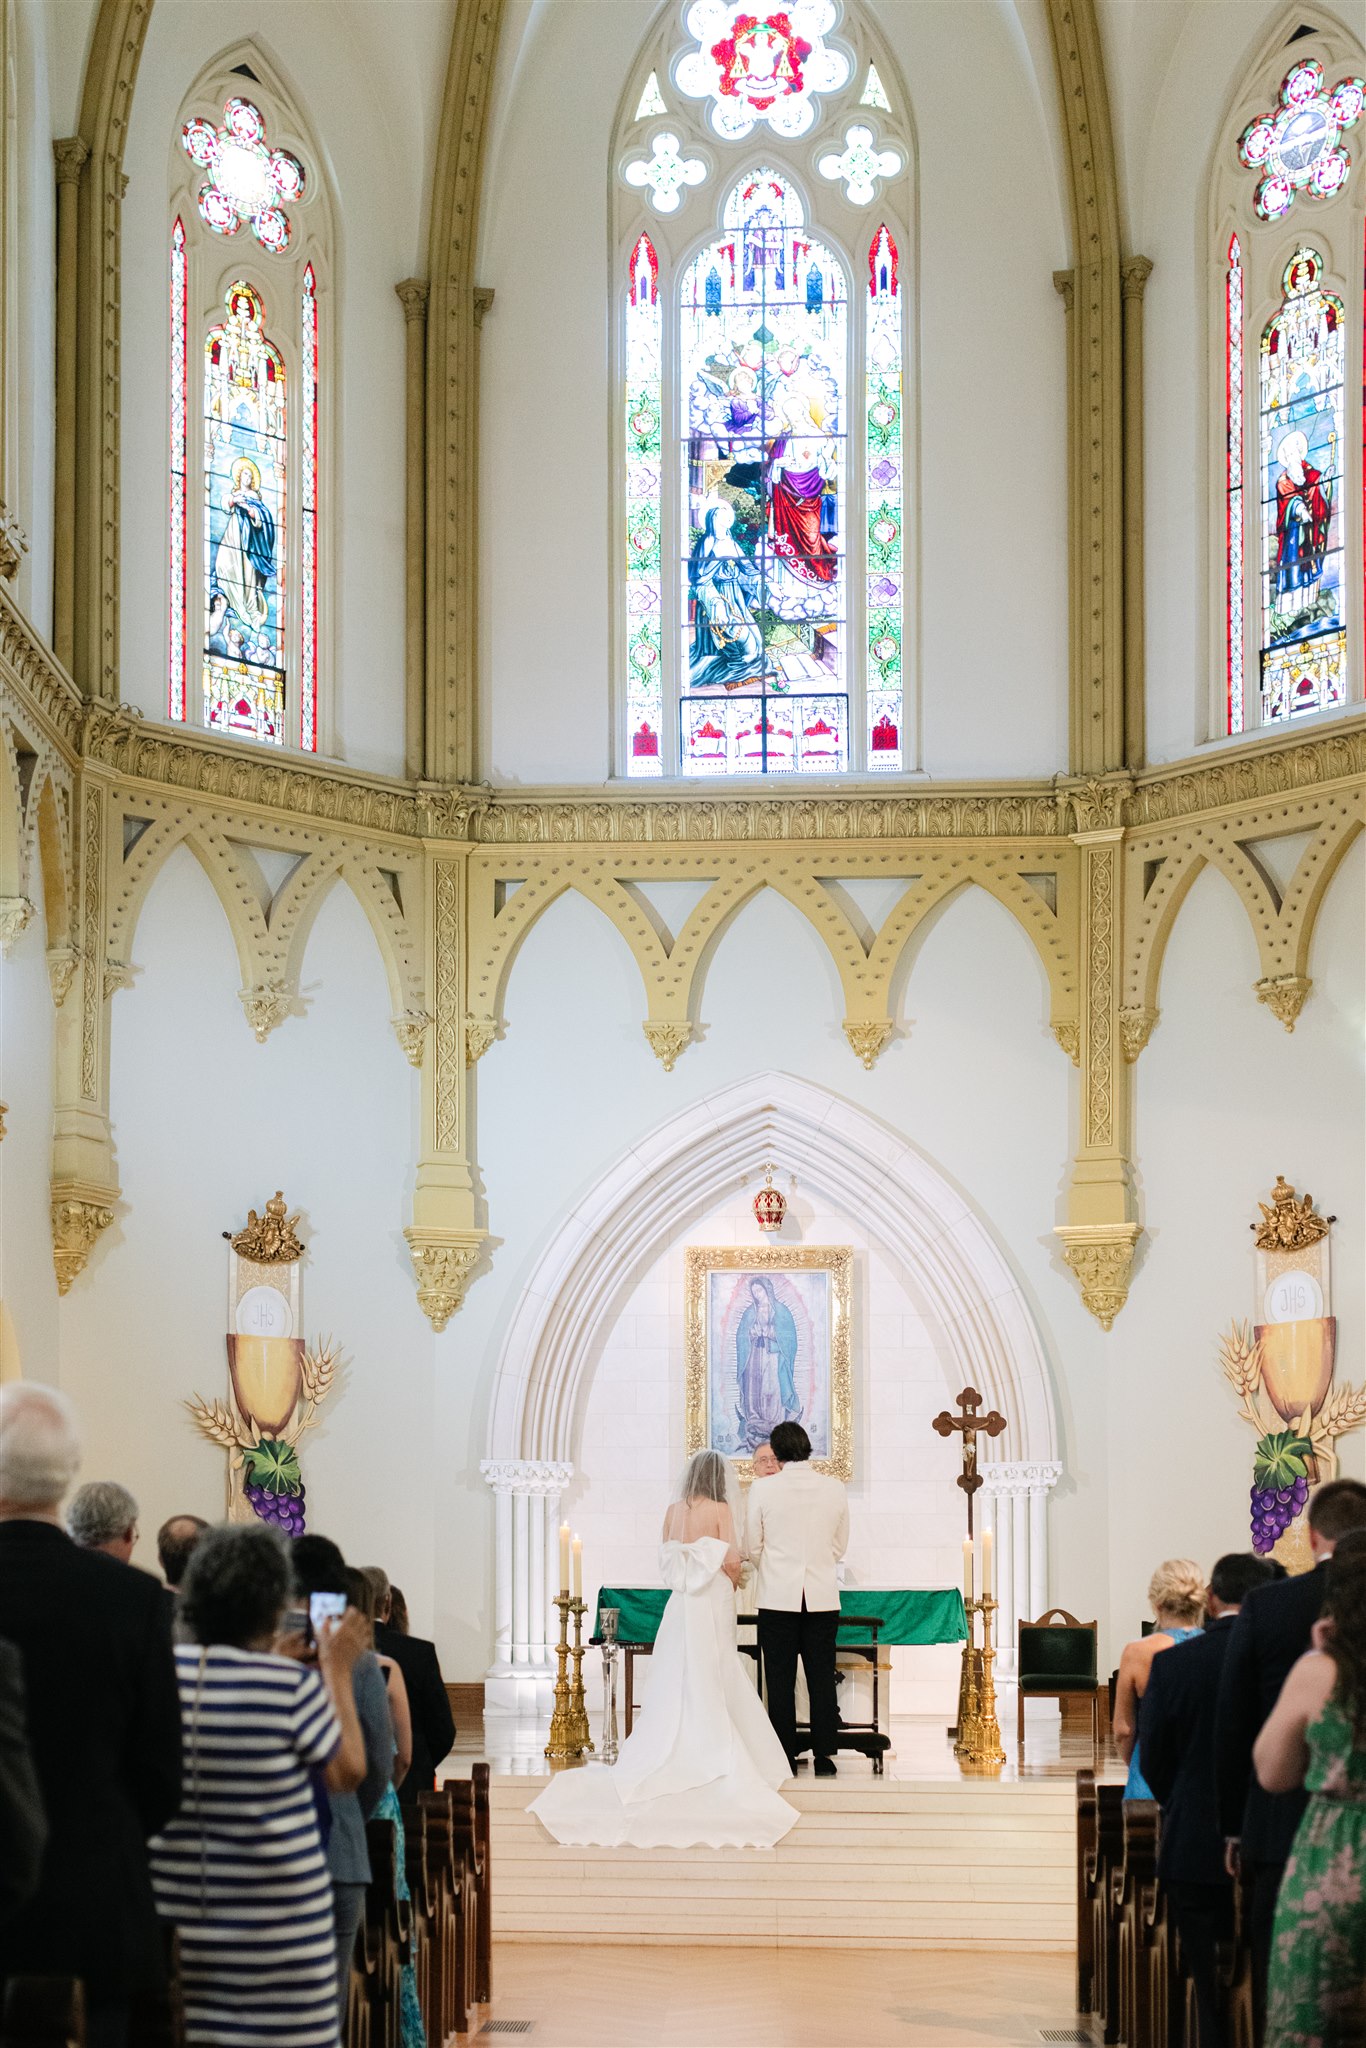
[151,1644,342,2048]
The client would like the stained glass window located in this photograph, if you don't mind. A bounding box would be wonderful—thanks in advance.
[860,64,891,112]
[679,169,848,775]
[866,225,902,770]
[1238,61,1363,222]
[1257,247,1346,723]
[626,234,664,771]
[636,72,667,119]
[1225,234,1245,734]
[182,96,305,252]
[299,265,319,753]
[677,0,850,139]
[168,217,188,724]
[203,281,286,744]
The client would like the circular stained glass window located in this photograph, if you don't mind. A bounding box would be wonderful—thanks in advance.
[181,98,307,251]
[198,186,240,237]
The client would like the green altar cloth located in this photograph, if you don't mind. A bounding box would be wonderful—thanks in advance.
[594,1587,966,1648]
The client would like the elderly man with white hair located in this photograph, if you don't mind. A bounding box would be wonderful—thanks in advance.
[0,1384,181,2048]
[67,1479,140,1562]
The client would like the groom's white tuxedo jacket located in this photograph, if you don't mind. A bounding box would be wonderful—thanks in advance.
[745,1463,849,1612]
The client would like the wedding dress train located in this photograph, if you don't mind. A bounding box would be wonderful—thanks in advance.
[529,1536,798,1850]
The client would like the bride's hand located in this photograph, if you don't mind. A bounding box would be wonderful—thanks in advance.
[722,1558,744,1588]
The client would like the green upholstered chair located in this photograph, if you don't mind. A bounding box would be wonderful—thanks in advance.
[1017,1608,1100,1752]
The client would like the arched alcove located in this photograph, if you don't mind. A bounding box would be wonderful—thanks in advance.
[481,1071,1062,1711]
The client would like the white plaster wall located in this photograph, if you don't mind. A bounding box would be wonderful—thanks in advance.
[10,0,66,637]
[478,0,1069,787]
[1112,839,1366,1642]
[0,880,60,1386]
[117,1,452,776]
[56,846,441,1627]
[1130,0,1364,763]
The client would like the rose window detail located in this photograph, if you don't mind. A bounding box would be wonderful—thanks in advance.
[1238,60,1363,221]
[182,97,306,252]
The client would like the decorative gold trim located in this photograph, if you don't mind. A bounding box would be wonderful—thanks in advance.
[1117,1005,1157,1061]
[643,1020,692,1071]
[229,1191,304,1264]
[392,1009,431,1067]
[684,1244,853,1482]
[0,895,32,953]
[51,1189,115,1293]
[395,279,428,782]
[1054,1223,1141,1331]
[1254,974,1311,1031]
[464,1013,497,1066]
[843,1020,894,1069]
[46,943,80,1006]
[239,981,294,1043]
[1252,1176,1331,1252]
[403,1228,485,1333]
[1051,1020,1081,1066]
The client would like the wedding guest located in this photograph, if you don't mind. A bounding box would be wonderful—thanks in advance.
[156,1513,208,1590]
[366,1565,455,1802]
[0,1636,45,1924]
[1113,1557,1206,1798]
[0,1385,181,2048]
[66,1478,139,1562]
[1216,1478,1366,2037]
[152,1522,366,2047]
[292,1535,394,2012]
[752,1442,781,1478]
[346,1571,423,2048]
[1139,1552,1278,2048]
[388,1584,411,1636]
[1254,1534,1366,2048]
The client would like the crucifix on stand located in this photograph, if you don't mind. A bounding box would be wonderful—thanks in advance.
[932,1387,1007,1754]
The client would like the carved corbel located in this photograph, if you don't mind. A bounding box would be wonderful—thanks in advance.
[643,1020,693,1071]
[403,1228,485,1332]
[0,503,29,581]
[1051,1020,1081,1066]
[465,1013,498,1066]
[51,1190,116,1294]
[46,945,81,1007]
[1254,975,1311,1032]
[842,1020,894,1070]
[1118,1005,1158,1061]
[392,1010,432,1067]
[0,897,33,954]
[1054,1222,1142,1331]
[238,982,295,1043]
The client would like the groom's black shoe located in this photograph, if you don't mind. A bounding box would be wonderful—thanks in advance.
[814,1756,838,1777]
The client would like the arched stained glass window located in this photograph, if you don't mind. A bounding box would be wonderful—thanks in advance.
[866,223,902,769]
[1225,234,1245,733]
[203,281,287,742]
[168,73,325,751]
[626,234,664,770]
[680,168,848,774]
[169,218,189,724]
[1257,246,1346,722]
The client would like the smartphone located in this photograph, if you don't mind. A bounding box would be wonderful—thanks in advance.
[309,1591,347,1639]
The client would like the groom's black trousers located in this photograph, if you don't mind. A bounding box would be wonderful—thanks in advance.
[758,1601,840,1762]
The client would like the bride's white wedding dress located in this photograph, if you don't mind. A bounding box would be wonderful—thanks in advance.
[529,1515,798,1850]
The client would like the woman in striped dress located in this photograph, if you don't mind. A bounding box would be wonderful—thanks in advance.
[151,1523,368,2047]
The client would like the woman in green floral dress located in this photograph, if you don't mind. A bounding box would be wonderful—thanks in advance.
[1255,1539,1366,2048]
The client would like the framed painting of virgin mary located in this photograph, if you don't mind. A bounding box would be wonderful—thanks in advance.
[684,1246,853,1481]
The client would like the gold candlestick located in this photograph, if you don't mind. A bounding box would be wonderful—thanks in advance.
[568,1596,594,1755]
[960,1594,1005,1770]
[544,1593,584,1767]
[953,1596,981,1759]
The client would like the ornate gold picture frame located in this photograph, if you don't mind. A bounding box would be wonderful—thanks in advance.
[685,1245,853,1482]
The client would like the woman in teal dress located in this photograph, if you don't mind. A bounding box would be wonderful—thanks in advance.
[1256,1538,1366,2047]
[1112,1558,1206,1799]
[346,1572,425,2048]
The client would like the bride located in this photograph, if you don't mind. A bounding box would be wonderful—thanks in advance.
[529,1450,798,1849]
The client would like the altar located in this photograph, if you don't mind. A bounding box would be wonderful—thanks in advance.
[593,1587,966,1762]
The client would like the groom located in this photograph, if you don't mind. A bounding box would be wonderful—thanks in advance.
[745,1421,849,1776]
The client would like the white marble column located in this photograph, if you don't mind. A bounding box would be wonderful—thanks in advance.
[980,1461,1062,1680]
[481,1458,574,1716]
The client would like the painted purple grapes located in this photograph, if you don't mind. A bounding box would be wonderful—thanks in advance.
[245,1480,307,1538]
[1249,1474,1309,1555]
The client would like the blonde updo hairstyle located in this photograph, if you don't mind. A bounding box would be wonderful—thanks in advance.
[1147,1557,1206,1626]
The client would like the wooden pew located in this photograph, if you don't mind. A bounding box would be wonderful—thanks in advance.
[1115,1799,1162,2048]
[448,1765,492,2008]
[1077,1769,1099,2014]
[419,1787,476,2039]
[1087,1780,1126,2042]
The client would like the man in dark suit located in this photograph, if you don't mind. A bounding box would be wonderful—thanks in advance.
[365,1564,455,1802]
[0,1385,182,2048]
[0,1637,46,1924]
[1214,1477,1366,2041]
[1140,1552,1277,2048]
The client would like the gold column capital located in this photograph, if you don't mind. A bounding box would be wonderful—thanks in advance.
[1120,254,1153,299]
[52,136,89,183]
[394,277,429,322]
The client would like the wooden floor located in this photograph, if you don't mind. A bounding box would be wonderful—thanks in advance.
[483,1941,1084,2045]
